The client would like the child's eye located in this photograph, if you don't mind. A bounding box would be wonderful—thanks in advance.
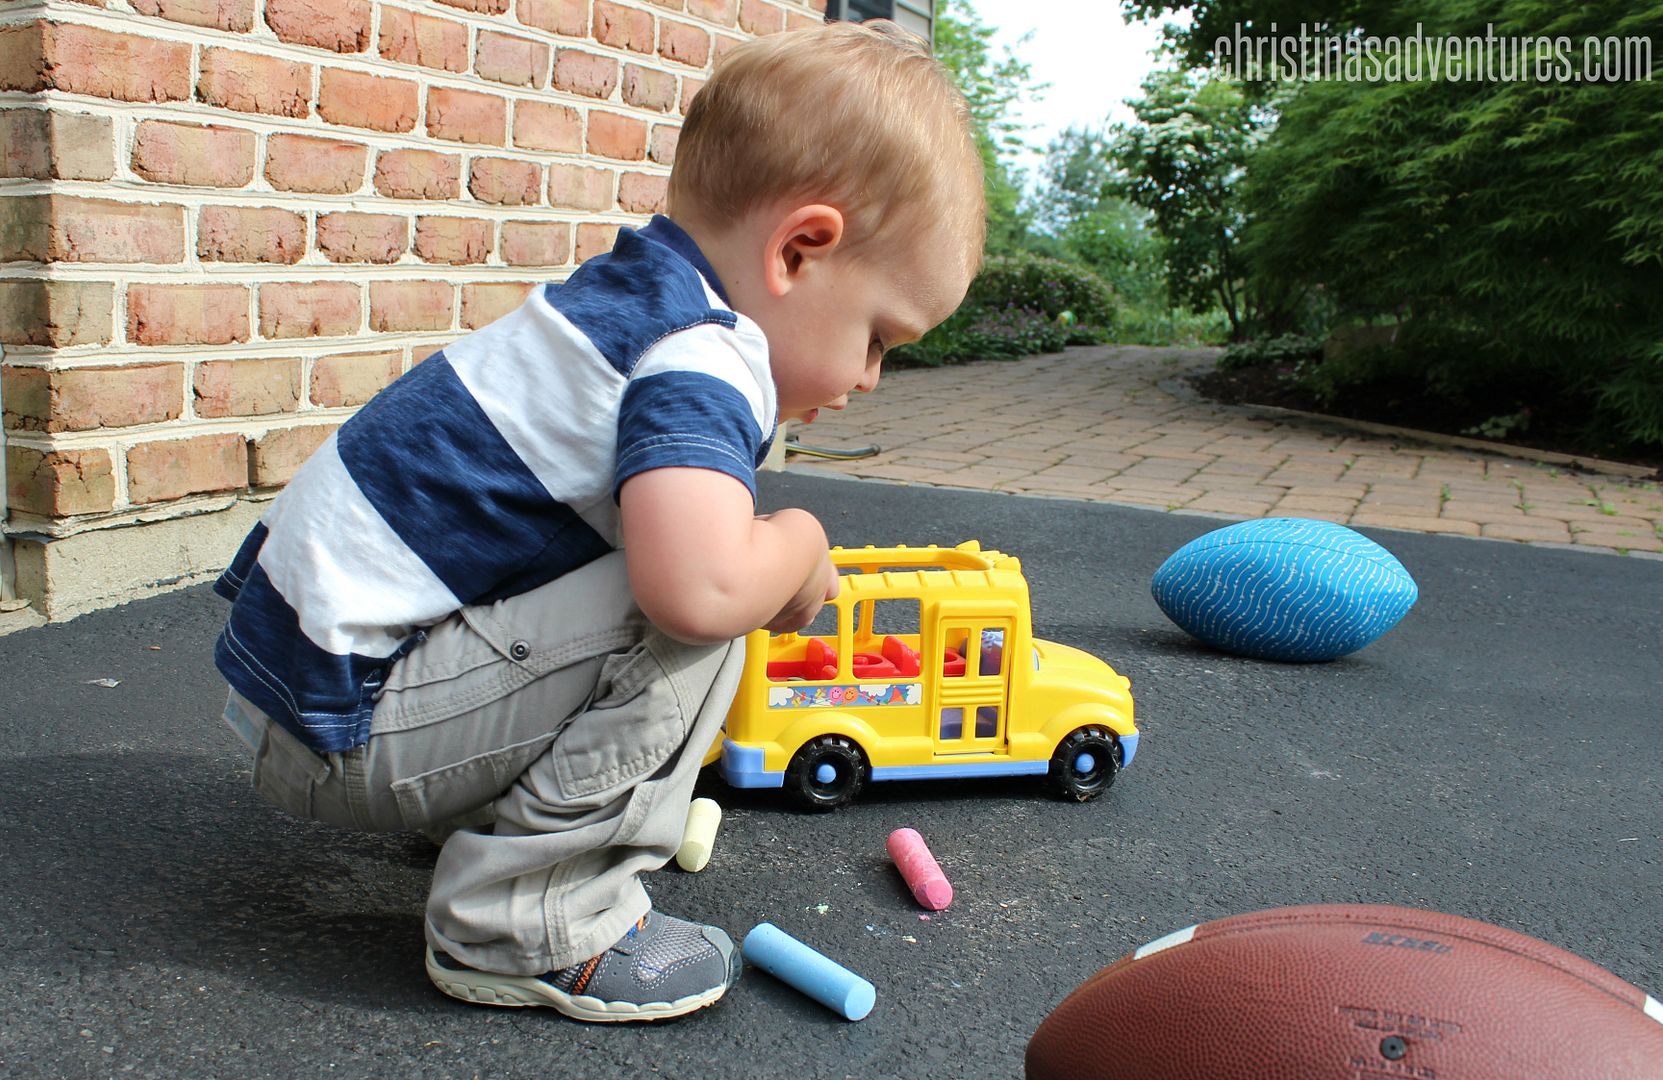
[870,336,886,357]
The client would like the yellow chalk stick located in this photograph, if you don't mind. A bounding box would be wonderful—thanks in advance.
[676,797,722,872]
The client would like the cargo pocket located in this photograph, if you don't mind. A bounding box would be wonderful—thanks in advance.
[251,718,333,821]
[388,726,563,830]
[552,641,687,804]
[372,607,531,734]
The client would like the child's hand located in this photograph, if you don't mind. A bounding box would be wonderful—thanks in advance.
[763,552,840,634]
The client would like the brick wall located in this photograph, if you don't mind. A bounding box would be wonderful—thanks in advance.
[0,0,827,621]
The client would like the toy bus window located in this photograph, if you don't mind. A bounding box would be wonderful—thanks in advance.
[766,604,844,683]
[849,599,923,680]
[975,705,1000,738]
[942,631,970,677]
[943,628,1005,679]
[939,707,963,739]
[978,630,1006,676]
[864,598,920,637]
[803,602,839,640]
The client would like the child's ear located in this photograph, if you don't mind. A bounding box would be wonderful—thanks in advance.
[764,204,844,296]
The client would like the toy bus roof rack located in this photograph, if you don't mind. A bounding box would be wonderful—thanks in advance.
[830,539,1022,575]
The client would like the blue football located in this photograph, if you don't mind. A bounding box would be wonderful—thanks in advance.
[1151,518,1418,662]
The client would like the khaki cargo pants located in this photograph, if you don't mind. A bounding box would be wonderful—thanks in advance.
[222,551,743,976]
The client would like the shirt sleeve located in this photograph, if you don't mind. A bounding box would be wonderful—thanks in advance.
[613,327,773,501]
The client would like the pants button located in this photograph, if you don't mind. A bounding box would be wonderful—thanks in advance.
[510,640,531,661]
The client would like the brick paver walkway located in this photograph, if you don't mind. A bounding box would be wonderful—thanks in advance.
[787,345,1663,556]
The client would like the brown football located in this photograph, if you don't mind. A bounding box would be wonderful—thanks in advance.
[1027,904,1663,1080]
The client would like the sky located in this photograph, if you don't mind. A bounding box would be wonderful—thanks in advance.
[969,0,1189,184]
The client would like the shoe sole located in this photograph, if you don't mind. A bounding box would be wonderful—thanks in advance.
[425,943,739,1023]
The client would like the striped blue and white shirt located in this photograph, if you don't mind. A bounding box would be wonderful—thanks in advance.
[214,216,777,752]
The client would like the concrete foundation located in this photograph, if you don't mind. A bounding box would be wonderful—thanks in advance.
[4,499,264,630]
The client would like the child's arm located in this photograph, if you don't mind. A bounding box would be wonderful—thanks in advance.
[619,466,839,645]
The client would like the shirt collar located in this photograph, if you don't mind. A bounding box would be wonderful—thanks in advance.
[636,215,732,307]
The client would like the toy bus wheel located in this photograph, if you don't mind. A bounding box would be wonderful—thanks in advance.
[1046,726,1121,802]
[785,736,867,812]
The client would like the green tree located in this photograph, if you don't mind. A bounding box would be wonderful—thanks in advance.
[1037,127,1166,313]
[1227,0,1663,447]
[1107,66,1280,338]
[932,0,1045,254]
[1120,0,1413,77]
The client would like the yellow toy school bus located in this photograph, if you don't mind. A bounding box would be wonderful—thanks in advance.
[714,541,1139,811]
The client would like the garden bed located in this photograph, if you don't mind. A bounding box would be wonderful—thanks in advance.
[1191,362,1663,477]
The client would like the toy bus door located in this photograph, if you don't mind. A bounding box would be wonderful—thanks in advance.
[934,618,1013,754]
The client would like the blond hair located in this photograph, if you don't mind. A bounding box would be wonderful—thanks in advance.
[667,20,985,266]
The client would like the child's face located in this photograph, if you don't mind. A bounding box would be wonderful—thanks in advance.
[759,229,972,424]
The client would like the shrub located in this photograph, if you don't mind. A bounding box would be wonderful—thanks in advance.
[1235,0,1663,452]
[1116,303,1232,347]
[1217,333,1322,371]
[890,254,1116,367]
[1597,346,1663,450]
[955,305,1072,357]
[966,253,1116,334]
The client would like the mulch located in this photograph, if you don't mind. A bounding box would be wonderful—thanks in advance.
[1190,363,1663,476]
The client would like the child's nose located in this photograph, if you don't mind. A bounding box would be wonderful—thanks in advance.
[858,361,881,394]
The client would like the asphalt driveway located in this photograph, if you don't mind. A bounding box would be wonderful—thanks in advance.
[2,471,1658,1079]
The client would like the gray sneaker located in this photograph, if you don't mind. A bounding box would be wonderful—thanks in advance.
[426,910,742,1022]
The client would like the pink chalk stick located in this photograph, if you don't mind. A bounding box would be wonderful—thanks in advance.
[887,827,953,910]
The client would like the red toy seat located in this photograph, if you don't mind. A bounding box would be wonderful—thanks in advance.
[804,637,838,680]
[942,650,966,677]
[766,637,839,681]
[880,635,922,677]
[852,652,899,678]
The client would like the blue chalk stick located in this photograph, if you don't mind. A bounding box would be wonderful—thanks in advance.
[742,922,876,1021]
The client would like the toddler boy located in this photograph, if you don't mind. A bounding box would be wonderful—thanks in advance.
[214,19,984,1022]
